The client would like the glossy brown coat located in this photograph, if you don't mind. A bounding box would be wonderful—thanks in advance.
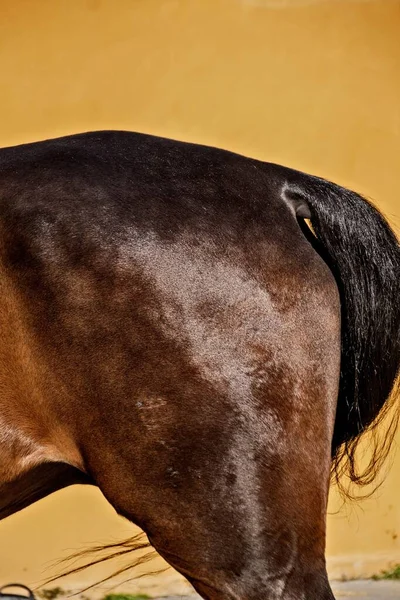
[1,131,398,599]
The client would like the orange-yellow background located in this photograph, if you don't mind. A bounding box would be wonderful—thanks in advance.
[0,0,399,595]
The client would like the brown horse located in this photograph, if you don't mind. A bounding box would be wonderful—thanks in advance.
[0,131,399,599]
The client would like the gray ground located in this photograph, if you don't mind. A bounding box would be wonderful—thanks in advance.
[154,580,400,599]
[332,581,399,599]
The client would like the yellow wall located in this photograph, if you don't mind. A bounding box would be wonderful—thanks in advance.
[0,0,399,594]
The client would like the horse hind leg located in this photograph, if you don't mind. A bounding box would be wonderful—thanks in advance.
[0,461,91,521]
[82,353,337,600]
[0,406,91,521]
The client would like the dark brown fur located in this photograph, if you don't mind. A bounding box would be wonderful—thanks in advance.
[0,131,398,599]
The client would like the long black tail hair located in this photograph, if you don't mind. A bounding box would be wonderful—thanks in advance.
[283,173,400,492]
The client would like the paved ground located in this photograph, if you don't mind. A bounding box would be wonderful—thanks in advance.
[332,580,399,599]
[153,580,400,599]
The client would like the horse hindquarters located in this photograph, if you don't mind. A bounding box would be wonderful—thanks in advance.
[0,131,345,599]
[77,236,340,600]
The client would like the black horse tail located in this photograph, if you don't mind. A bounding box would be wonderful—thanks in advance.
[281,173,400,493]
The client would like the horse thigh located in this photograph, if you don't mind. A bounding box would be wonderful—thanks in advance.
[85,357,337,600]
